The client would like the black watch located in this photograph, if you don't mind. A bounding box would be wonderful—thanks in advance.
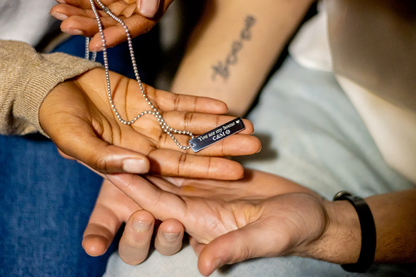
[333,190,376,273]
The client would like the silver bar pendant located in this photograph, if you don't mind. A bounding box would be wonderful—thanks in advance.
[189,117,245,152]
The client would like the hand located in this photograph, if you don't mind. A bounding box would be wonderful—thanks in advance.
[51,0,174,51]
[39,68,260,178]
[83,179,185,264]
[83,169,311,262]
[105,171,354,276]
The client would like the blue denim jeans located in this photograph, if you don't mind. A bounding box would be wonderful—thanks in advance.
[0,134,109,277]
[0,32,159,277]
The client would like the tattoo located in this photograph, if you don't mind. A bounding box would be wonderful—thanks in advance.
[212,15,256,81]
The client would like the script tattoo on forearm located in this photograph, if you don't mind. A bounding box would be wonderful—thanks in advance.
[212,15,256,81]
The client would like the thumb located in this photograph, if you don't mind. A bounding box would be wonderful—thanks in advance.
[56,127,150,174]
[137,0,161,18]
[197,222,284,276]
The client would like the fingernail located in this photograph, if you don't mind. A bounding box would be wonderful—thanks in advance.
[132,220,152,233]
[90,45,104,52]
[50,12,68,21]
[161,231,180,242]
[62,29,84,36]
[122,158,148,174]
[56,0,66,4]
[139,0,159,18]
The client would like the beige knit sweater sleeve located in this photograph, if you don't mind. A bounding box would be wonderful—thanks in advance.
[0,40,101,136]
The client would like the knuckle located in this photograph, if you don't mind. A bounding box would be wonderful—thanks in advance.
[206,157,212,178]
[193,96,198,112]
[215,115,221,127]
[183,112,193,130]
[176,153,188,177]
[173,93,180,111]
[92,153,110,173]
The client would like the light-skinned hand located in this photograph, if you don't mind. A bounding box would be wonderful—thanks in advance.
[39,68,260,178]
[83,179,184,264]
[51,0,173,51]
[100,170,357,276]
[81,169,311,262]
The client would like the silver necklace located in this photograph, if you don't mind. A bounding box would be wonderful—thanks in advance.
[86,0,193,150]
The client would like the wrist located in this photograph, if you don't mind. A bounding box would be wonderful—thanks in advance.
[302,198,362,264]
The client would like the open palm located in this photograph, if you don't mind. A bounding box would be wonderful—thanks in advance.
[39,68,260,178]
[106,172,330,276]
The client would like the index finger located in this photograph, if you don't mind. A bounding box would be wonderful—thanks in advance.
[60,0,174,49]
[106,174,187,222]
[143,85,229,115]
[60,0,118,9]
[83,179,140,256]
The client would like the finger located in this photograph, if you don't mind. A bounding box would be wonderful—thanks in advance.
[51,4,93,19]
[57,148,76,160]
[106,174,188,223]
[65,133,150,174]
[83,206,119,257]
[155,219,184,256]
[107,1,129,16]
[83,179,140,256]
[156,133,261,156]
[121,3,137,17]
[56,9,153,43]
[147,87,228,115]
[119,210,155,265]
[61,0,117,9]
[152,112,254,135]
[88,0,174,50]
[89,14,156,50]
[60,15,119,37]
[50,5,87,22]
[137,0,160,18]
[54,1,129,18]
[189,236,206,257]
[55,0,173,50]
[148,151,245,180]
[198,223,282,276]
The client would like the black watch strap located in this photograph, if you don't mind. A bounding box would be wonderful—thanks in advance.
[333,191,376,273]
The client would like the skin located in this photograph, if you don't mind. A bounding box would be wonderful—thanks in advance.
[170,0,316,116]
[83,169,319,268]
[51,0,173,51]
[101,172,416,276]
[51,0,315,115]
[48,0,261,263]
[39,67,261,178]
[95,171,356,276]
[51,1,416,273]
[83,179,185,263]
[50,0,316,265]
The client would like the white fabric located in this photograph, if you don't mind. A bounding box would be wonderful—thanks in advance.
[0,0,57,46]
[289,1,416,183]
[336,76,416,184]
[289,2,332,72]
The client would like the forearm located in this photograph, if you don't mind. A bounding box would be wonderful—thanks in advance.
[0,40,100,136]
[305,189,416,265]
[171,0,315,116]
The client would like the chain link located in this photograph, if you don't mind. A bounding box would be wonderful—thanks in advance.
[86,0,194,150]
